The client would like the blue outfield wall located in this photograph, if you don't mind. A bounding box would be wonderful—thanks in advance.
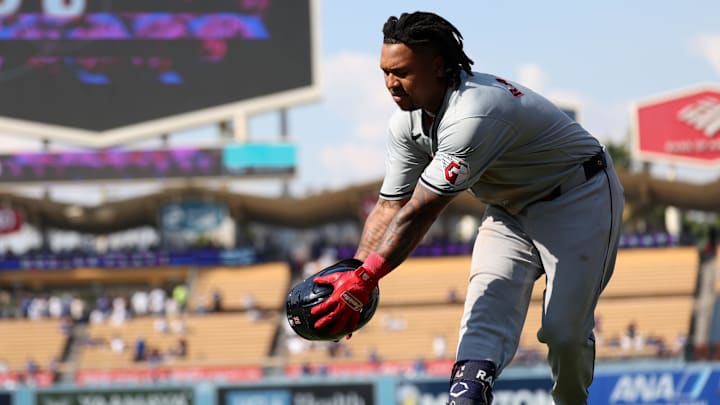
[4,360,720,405]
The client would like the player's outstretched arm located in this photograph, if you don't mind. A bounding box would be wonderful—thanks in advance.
[354,196,410,261]
[376,183,456,270]
[310,184,454,336]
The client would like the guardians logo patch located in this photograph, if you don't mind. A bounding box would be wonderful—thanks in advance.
[440,153,469,186]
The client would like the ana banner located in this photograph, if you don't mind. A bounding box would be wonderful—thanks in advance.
[589,366,720,405]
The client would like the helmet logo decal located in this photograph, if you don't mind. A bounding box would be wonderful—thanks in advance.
[341,292,363,312]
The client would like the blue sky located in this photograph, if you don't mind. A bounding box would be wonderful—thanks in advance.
[1,0,719,202]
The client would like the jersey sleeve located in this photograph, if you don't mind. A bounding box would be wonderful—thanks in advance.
[379,112,432,200]
[419,116,518,195]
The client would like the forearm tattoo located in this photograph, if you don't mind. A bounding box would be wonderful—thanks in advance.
[378,186,451,269]
[355,199,407,260]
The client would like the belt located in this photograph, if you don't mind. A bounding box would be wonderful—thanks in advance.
[536,150,607,202]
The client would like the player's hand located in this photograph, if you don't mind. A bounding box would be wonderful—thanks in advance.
[311,265,378,337]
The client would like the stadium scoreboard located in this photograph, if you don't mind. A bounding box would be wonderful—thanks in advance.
[0,0,319,141]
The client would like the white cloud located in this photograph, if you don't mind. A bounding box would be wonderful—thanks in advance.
[322,51,395,142]
[516,63,546,92]
[582,101,631,144]
[546,90,586,109]
[515,63,588,118]
[692,33,720,76]
[318,143,385,188]
[515,63,586,108]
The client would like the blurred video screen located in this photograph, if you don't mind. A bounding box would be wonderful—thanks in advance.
[0,0,314,131]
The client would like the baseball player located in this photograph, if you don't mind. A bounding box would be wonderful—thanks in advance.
[310,11,624,405]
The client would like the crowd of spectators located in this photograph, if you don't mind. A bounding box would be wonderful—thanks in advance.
[596,319,688,359]
[0,283,196,324]
[0,282,204,372]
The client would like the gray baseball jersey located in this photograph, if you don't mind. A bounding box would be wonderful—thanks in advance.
[380,71,601,214]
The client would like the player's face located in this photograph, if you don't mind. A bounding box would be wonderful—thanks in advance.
[380,43,446,112]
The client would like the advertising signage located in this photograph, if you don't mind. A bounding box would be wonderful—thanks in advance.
[0,0,320,145]
[395,376,553,405]
[589,367,720,405]
[394,366,720,405]
[0,147,222,182]
[0,207,23,234]
[219,383,375,405]
[36,388,193,405]
[632,84,720,166]
[0,143,296,183]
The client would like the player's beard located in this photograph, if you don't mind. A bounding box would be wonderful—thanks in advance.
[393,95,417,111]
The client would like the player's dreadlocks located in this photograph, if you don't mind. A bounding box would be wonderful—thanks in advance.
[382,11,474,89]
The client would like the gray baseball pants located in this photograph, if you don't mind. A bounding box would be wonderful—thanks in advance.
[456,150,624,405]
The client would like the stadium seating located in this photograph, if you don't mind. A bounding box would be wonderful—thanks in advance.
[74,262,290,373]
[594,297,694,358]
[286,305,463,367]
[77,313,277,370]
[381,247,699,303]
[600,247,699,297]
[378,256,470,305]
[189,263,290,311]
[0,318,67,371]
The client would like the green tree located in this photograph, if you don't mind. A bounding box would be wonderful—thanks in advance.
[604,138,631,170]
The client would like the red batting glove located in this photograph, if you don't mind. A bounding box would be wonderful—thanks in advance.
[311,253,390,337]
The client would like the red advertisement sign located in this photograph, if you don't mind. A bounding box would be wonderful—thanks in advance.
[0,207,23,234]
[284,358,454,378]
[75,365,263,385]
[632,85,720,165]
[0,371,53,387]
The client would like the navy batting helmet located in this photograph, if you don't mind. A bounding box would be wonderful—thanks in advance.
[286,258,380,341]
